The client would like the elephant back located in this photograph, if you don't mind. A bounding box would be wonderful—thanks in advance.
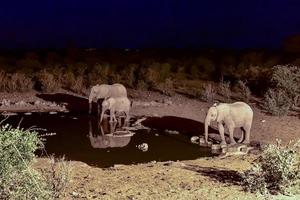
[110,83,127,98]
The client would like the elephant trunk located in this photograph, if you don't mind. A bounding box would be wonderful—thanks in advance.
[204,116,210,143]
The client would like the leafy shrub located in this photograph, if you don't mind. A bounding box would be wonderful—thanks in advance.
[263,65,300,115]
[62,71,86,94]
[35,69,61,92]
[41,156,72,199]
[137,80,149,90]
[242,139,300,195]
[156,78,175,96]
[0,125,71,200]
[263,89,292,116]
[0,125,49,199]
[202,83,216,103]
[87,63,110,86]
[270,65,300,107]
[236,80,251,103]
[0,72,33,92]
[218,78,231,102]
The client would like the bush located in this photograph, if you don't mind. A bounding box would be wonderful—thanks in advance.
[242,139,300,195]
[0,72,33,92]
[0,124,49,199]
[269,65,300,107]
[202,83,216,103]
[236,80,251,103]
[0,125,71,199]
[263,89,292,116]
[41,156,72,199]
[218,78,231,102]
[35,69,61,92]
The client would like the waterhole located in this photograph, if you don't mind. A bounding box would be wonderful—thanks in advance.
[2,112,212,168]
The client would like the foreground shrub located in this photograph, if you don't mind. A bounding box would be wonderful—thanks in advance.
[0,125,71,199]
[41,156,72,199]
[0,125,49,199]
[242,139,300,195]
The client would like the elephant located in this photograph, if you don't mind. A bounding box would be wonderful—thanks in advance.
[100,96,131,124]
[88,83,127,114]
[88,119,133,149]
[204,101,253,146]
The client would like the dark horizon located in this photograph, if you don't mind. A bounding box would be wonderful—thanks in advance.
[1,0,300,50]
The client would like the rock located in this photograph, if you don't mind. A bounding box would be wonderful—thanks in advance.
[190,136,199,144]
[34,100,41,105]
[261,119,266,123]
[137,143,149,152]
[165,129,179,134]
[163,100,172,105]
[1,99,11,107]
[71,191,79,198]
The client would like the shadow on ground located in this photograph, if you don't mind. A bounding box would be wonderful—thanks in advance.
[142,116,242,142]
[36,93,99,113]
[183,164,243,186]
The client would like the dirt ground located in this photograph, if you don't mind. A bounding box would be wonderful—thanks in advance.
[1,89,300,199]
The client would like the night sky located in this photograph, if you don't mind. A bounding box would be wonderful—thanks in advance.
[1,0,300,49]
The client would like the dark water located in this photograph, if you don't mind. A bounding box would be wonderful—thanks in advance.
[1,112,212,168]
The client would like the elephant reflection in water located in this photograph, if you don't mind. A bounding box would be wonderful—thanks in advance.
[88,118,133,149]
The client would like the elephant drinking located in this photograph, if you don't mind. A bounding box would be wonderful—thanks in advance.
[88,83,127,114]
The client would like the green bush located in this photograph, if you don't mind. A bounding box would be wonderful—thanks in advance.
[0,124,49,199]
[242,139,300,195]
[0,125,71,200]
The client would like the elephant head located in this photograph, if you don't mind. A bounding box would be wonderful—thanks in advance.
[100,98,116,122]
[204,105,218,143]
[88,84,110,114]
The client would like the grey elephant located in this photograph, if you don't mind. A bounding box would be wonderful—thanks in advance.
[100,96,131,123]
[88,83,127,114]
[204,101,253,146]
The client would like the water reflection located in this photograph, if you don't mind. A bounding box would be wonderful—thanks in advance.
[88,117,134,149]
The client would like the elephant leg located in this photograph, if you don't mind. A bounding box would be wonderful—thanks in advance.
[238,128,245,143]
[125,111,130,122]
[100,111,105,123]
[97,102,101,116]
[243,123,251,144]
[228,124,236,145]
[110,110,116,122]
[218,123,227,146]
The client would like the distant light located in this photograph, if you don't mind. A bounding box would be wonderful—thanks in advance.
[124,48,130,51]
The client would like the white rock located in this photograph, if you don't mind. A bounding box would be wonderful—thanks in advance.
[190,136,199,144]
[137,143,148,152]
